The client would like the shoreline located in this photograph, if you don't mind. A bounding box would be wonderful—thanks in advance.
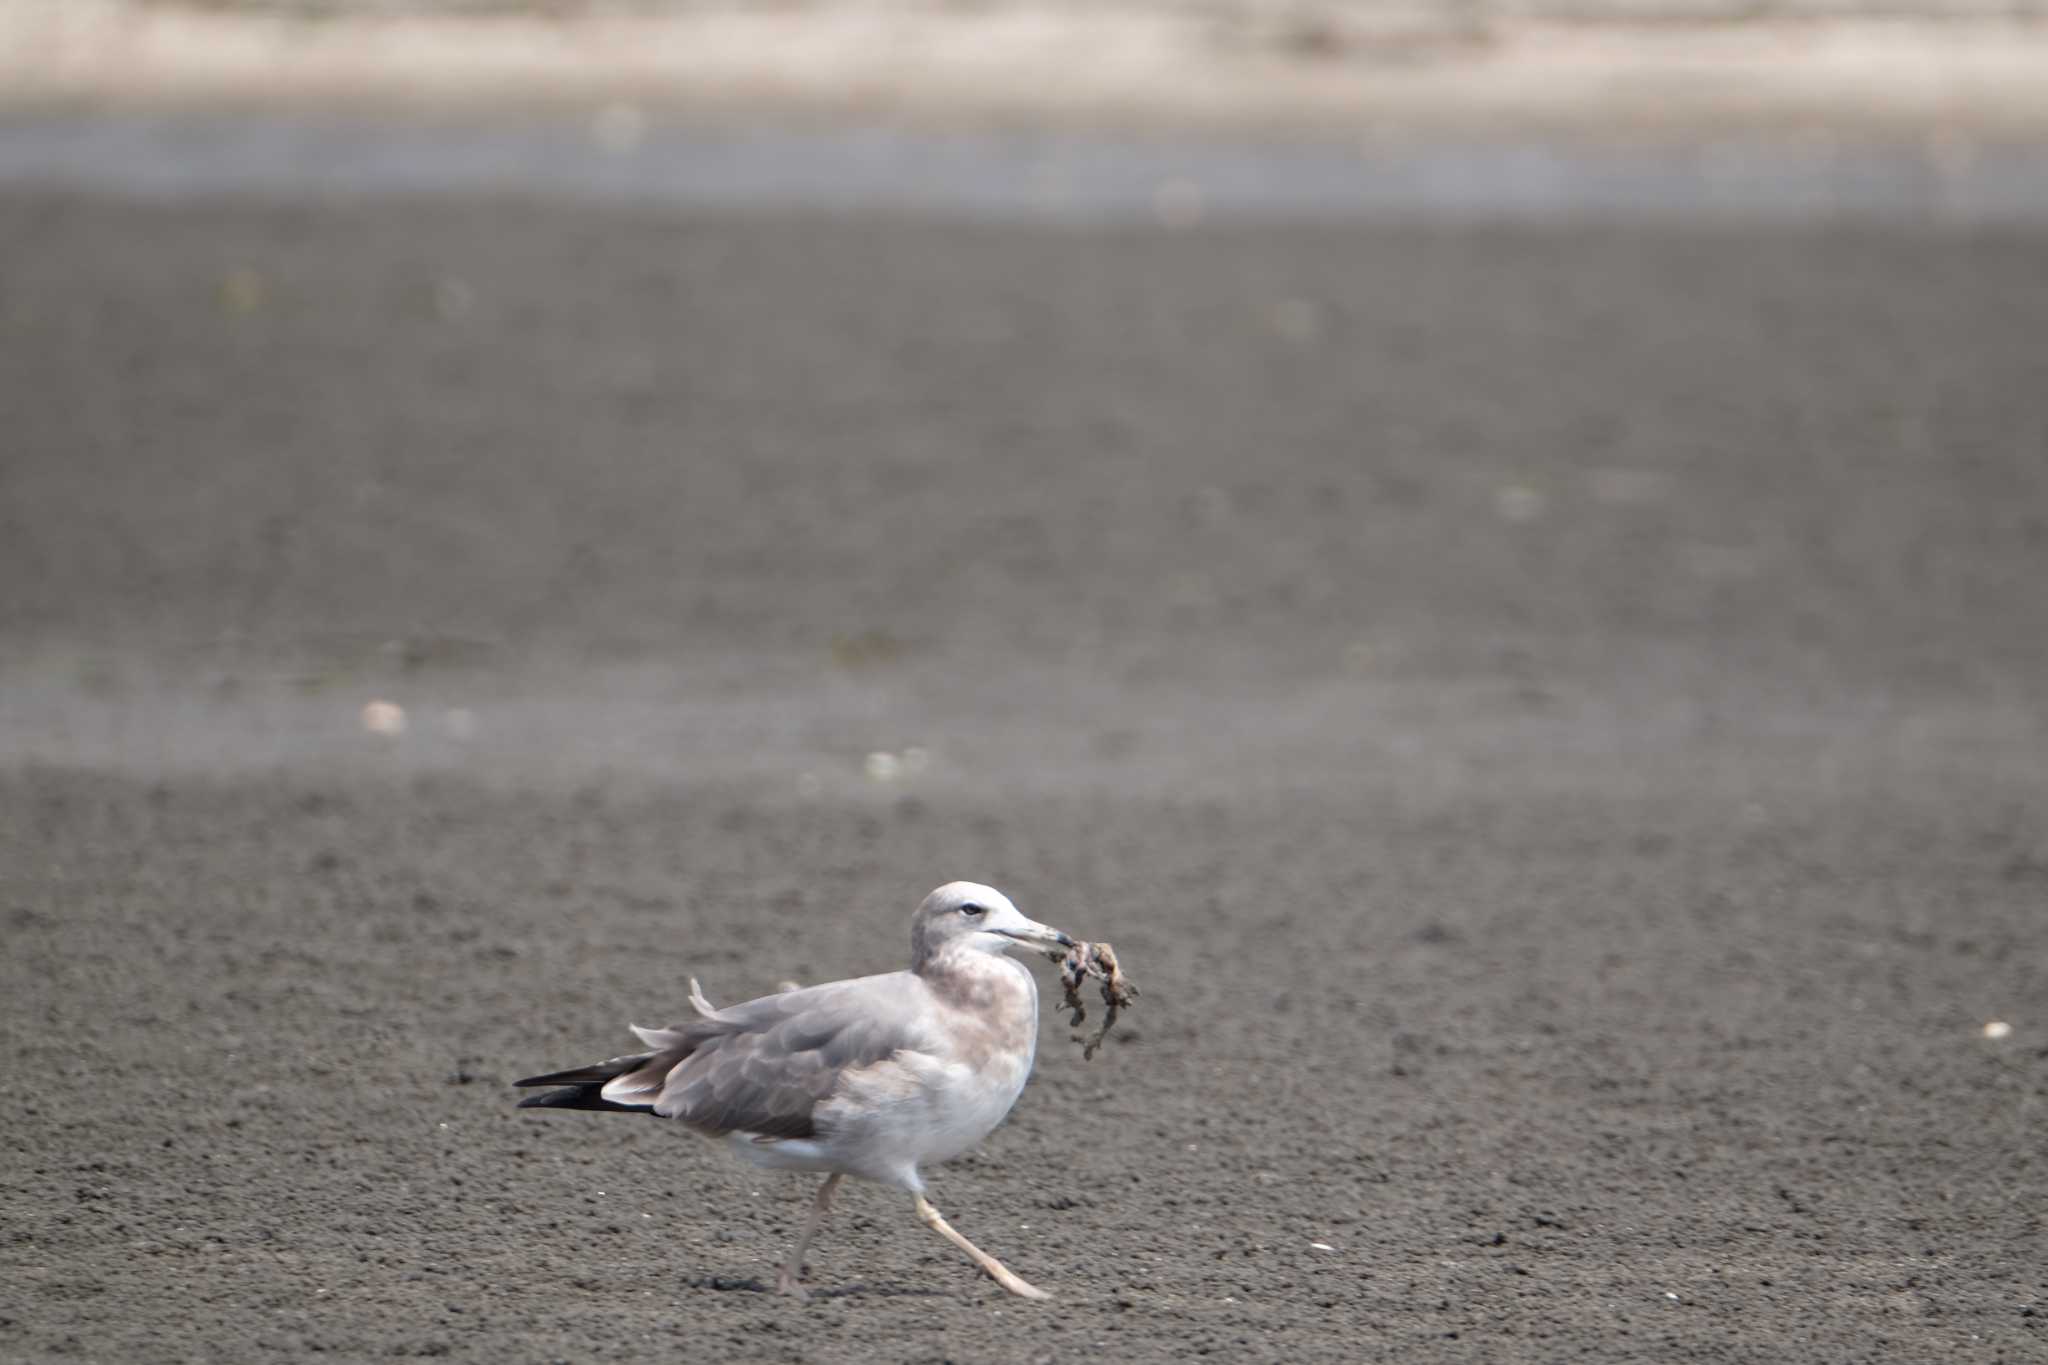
[5,109,2042,225]
[8,6,2048,142]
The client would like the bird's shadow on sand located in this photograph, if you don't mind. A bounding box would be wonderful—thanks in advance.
[678,1275,950,1301]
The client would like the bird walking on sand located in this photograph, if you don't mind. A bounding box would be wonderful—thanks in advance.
[516,882,1075,1300]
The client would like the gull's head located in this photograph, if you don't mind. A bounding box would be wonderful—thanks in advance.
[911,881,1073,967]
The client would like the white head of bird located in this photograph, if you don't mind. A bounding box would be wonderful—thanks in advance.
[910,881,1073,969]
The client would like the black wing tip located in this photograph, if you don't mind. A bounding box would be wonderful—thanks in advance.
[513,1052,656,1091]
[516,1085,651,1114]
[513,1071,574,1089]
[514,1068,612,1089]
[517,1086,579,1109]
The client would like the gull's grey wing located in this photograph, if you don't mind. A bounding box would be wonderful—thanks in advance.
[599,972,936,1140]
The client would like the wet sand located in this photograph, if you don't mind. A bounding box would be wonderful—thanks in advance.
[1,189,2045,1361]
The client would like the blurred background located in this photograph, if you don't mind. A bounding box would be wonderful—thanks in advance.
[6,0,2047,786]
[3,3,2045,1362]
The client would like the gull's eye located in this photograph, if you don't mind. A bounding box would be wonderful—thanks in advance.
[960,902,987,919]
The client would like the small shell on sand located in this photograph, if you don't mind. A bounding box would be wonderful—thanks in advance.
[361,699,407,736]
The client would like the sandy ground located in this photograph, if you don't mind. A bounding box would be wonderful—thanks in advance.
[2,191,2046,1361]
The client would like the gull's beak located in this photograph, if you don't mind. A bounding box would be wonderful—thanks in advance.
[996,919,1075,953]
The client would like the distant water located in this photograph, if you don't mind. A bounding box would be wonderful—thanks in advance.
[1,112,2044,225]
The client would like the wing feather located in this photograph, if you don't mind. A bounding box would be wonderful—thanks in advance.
[650,972,931,1139]
[521,970,934,1137]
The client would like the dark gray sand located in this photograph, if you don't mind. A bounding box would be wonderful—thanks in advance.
[2,192,2045,1362]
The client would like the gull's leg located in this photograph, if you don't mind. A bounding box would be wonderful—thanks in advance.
[913,1194,1051,1301]
[776,1173,842,1299]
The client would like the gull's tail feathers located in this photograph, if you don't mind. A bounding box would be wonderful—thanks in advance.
[515,1013,721,1114]
[515,1050,660,1112]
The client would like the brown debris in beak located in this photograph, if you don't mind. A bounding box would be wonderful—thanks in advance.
[1046,940,1139,1061]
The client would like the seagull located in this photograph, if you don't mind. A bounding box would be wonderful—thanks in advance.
[515,881,1076,1300]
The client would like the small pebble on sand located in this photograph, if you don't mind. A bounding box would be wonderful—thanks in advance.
[361,700,407,736]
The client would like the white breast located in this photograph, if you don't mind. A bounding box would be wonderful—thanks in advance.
[812,952,1041,1190]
